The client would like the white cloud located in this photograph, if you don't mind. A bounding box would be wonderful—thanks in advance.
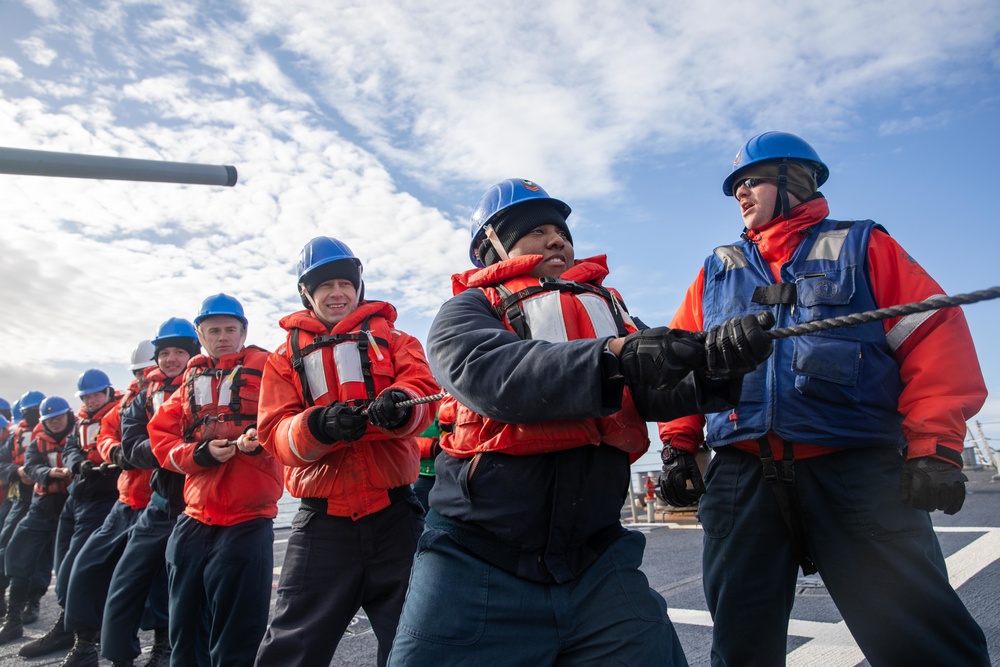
[16,36,57,66]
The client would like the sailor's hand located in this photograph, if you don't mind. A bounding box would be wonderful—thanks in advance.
[236,428,262,455]
[208,438,238,463]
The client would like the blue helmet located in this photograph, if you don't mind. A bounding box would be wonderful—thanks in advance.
[0,398,9,414]
[469,179,571,268]
[19,390,45,411]
[12,399,22,423]
[153,317,199,344]
[723,131,829,196]
[39,396,72,422]
[195,293,247,327]
[296,237,362,285]
[77,369,111,398]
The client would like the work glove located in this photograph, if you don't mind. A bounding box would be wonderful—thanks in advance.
[619,327,706,391]
[900,456,968,515]
[705,313,774,379]
[76,460,101,480]
[108,445,133,471]
[368,390,412,431]
[657,447,705,507]
[315,403,369,444]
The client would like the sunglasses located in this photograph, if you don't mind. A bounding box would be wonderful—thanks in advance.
[735,177,773,192]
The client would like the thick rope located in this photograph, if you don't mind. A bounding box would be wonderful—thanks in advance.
[764,286,1000,340]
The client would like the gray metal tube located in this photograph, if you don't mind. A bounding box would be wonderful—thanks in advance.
[0,146,238,187]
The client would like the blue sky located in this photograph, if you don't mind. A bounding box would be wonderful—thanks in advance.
[1,0,998,450]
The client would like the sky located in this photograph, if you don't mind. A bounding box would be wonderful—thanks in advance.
[1,0,999,456]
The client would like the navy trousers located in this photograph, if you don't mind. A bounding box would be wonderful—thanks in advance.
[166,515,273,667]
[54,495,115,607]
[700,446,991,667]
[255,494,425,667]
[64,500,141,632]
[5,494,65,590]
[101,503,173,663]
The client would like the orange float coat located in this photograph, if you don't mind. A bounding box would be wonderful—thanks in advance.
[31,422,71,496]
[149,346,283,526]
[98,379,153,510]
[439,254,649,461]
[258,301,438,520]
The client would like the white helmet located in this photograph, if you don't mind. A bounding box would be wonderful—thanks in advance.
[130,339,157,371]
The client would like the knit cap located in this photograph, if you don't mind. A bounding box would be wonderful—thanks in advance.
[477,200,573,266]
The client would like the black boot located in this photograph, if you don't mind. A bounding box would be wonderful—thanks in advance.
[59,629,100,667]
[0,582,26,645]
[18,607,74,657]
[142,627,171,667]
[0,586,7,618]
[22,593,42,624]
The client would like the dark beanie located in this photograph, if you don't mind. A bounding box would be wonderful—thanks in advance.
[736,161,819,201]
[299,258,362,304]
[478,201,573,266]
[154,336,201,358]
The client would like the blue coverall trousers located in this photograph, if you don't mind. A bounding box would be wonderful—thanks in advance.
[700,445,990,667]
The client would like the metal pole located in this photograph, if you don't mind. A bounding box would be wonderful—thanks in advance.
[974,421,1000,480]
[0,146,238,187]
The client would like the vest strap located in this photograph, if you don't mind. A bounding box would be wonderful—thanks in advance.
[756,437,817,575]
[752,283,797,305]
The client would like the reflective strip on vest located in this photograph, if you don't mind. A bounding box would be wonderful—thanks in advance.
[578,293,620,338]
[192,371,237,408]
[519,290,621,342]
[886,296,942,351]
[193,375,214,407]
[79,422,101,449]
[303,350,330,400]
[714,246,747,270]
[151,390,166,412]
[522,291,568,342]
[805,229,849,261]
[46,452,59,468]
[333,342,365,384]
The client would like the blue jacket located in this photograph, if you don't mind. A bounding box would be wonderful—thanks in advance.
[427,263,738,583]
[702,218,904,449]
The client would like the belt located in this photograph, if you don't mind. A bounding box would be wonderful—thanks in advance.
[300,485,413,514]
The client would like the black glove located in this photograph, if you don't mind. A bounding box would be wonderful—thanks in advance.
[368,390,412,430]
[306,403,369,445]
[657,447,705,507]
[900,456,968,515]
[78,460,101,480]
[619,327,707,390]
[108,446,133,471]
[705,313,774,379]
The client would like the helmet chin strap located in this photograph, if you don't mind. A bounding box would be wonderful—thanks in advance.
[774,160,791,220]
[484,224,510,261]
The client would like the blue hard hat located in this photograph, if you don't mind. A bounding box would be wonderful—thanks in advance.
[39,396,72,422]
[19,390,45,411]
[722,131,830,196]
[153,317,199,344]
[195,293,247,327]
[0,415,8,431]
[297,237,363,286]
[12,399,22,423]
[77,369,111,398]
[0,398,9,413]
[469,178,571,268]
